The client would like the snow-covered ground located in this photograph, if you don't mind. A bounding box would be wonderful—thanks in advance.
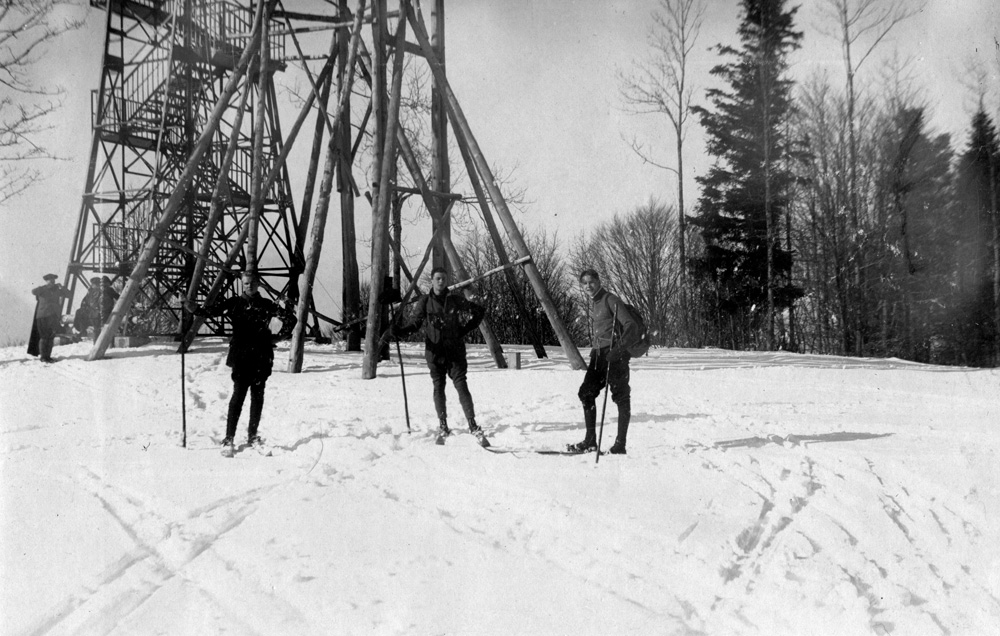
[1,339,998,635]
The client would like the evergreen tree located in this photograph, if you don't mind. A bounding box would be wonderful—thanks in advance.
[875,107,954,362]
[952,109,1000,365]
[690,0,803,349]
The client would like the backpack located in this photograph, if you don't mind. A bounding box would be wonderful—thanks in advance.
[620,303,652,358]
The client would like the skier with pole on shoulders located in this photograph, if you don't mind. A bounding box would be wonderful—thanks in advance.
[386,266,490,447]
[568,268,641,455]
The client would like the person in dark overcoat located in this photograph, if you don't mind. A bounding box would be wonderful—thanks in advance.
[187,271,294,456]
[28,273,70,363]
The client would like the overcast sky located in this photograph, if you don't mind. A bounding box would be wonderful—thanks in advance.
[1,0,997,340]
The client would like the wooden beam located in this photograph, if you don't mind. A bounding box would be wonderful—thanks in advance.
[449,255,533,292]
[392,185,461,200]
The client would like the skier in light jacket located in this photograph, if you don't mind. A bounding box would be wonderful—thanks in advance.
[568,268,640,455]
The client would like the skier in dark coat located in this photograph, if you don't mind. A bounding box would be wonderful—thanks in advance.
[28,273,70,363]
[569,269,640,455]
[391,267,490,446]
[186,272,294,457]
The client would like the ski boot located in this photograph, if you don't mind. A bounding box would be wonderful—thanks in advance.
[220,436,235,458]
[567,437,597,454]
[435,419,451,445]
[248,435,272,456]
[608,439,627,455]
[469,419,491,448]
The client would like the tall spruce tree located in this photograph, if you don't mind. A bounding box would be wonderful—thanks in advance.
[954,109,1000,365]
[690,0,803,349]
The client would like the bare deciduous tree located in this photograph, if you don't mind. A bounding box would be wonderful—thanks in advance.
[0,0,84,203]
[815,0,921,353]
[618,0,704,341]
[570,200,680,347]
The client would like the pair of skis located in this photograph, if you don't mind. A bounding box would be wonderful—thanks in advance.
[220,440,273,458]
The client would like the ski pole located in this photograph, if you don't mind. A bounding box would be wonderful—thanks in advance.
[396,338,411,433]
[595,303,619,464]
[181,309,188,448]
[391,303,411,433]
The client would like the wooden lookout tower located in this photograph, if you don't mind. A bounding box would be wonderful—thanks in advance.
[68,0,301,338]
[75,0,586,375]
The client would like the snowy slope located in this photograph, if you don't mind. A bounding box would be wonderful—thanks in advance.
[1,340,998,635]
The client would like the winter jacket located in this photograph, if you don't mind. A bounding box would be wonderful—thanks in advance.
[82,284,119,326]
[399,289,485,362]
[585,287,640,355]
[195,293,292,382]
[32,284,69,318]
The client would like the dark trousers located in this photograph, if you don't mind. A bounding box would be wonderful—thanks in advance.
[227,378,266,439]
[36,315,60,360]
[578,348,631,441]
[427,355,475,424]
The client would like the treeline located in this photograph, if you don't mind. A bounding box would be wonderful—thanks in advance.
[452,0,1000,366]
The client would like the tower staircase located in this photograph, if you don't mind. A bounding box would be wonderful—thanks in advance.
[68,0,295,337]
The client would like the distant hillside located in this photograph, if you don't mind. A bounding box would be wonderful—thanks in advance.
[0,283,34,346]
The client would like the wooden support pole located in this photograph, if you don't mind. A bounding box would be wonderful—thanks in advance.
[287,0,366,373]
[430,0,449,270]
[454,120,548,359]
[293,37,338,282]
[339,0,362,351]
[245,0,274,277]
[362,3,407,379]
[406,3,586,370]
[88,0,270,362]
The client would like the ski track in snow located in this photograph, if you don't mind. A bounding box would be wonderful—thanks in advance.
[1,341,999,635]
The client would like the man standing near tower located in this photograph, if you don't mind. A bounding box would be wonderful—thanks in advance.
[568,268,640,455]
[28,273,70,363]
[391,267,490,447]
